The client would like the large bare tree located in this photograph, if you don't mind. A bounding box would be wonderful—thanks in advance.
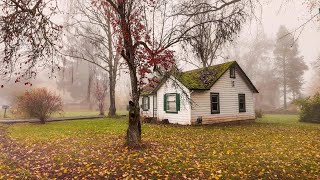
[182,0,244,68]
[62,0,121,117]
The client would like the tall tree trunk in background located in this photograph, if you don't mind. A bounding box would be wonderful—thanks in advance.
[283,56,287,110]
[108,73,117,116]
[106,15,118,117]
[87,64,94,109]
[274,26,307,110]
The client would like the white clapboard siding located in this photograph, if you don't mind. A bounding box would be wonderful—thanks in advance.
[140,95,155,117]
[157,78,192,125]
[191,69,255,124]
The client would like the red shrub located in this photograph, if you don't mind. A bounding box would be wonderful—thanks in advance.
[15,88,63,123]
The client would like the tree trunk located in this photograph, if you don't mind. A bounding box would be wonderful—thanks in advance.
[40,118,46,124]
[107,14,117,117]
[118,4,141,146]
[127,100,141,146]
[108,74,117,117]
[99,102,105,116]
[126,70,141,146]
[283,57,287,110]
[88,65,95,110]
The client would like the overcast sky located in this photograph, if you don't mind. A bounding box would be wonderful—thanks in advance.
[261,0,319,61]
[238,0,320,92]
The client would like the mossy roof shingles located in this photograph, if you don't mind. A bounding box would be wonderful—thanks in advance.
[175,61,235,90]
[141,61,258,95]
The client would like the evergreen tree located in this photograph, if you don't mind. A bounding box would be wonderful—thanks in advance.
[274,25,308,109]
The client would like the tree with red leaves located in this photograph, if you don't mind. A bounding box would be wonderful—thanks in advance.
[91,0,176,146]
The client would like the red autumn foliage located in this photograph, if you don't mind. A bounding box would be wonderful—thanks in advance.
[92,0,175,89]
[14,88,63,123]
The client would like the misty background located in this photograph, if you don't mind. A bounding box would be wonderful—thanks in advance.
[0,0,319,113]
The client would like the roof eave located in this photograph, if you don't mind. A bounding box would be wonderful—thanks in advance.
[189,88,211,91]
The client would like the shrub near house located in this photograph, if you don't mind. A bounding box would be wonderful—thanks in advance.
[295,93,320,123]
[14,88,63,123]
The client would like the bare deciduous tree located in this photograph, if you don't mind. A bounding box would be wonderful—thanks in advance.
[182,0,245,68]
[94,80,108,116]
[62,0,121,117]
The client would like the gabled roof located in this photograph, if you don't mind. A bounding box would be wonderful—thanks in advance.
[141,61,259,95]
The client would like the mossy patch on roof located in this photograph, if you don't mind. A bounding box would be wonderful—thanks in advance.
[174,61,235,90]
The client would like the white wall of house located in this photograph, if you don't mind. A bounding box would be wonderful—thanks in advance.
[157,78,192,125]
[191,68,256,124]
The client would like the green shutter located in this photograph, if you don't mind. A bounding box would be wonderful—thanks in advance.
[176,93,180,111]
[164,94,167,111]
[148,96,150,110]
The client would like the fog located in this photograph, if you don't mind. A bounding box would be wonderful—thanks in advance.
[0,0,319,113]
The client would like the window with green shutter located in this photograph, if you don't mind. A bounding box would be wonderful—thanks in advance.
[176,93,180,111]
[163,94,167,111]
[164,93,180,113]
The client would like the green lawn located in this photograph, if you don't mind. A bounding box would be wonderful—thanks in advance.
[0,110,128,119]
[0,114,319,179]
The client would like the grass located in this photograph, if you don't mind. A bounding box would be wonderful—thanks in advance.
[0,114,319,179]
[0,110,128,119]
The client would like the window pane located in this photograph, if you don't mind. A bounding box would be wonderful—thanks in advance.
[230,68,235,77]
[212,103,218,111]
[167,101,176,112]
[239,94,246,112]
[240,103,244,110]
[212,96,218,103]
[211,93,220,114]
[167,94,176,101]
[166,94,177,112]
[239,98,244,103]
[143,97,148,110]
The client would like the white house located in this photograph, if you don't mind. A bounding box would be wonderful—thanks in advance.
[140,61,259,125]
